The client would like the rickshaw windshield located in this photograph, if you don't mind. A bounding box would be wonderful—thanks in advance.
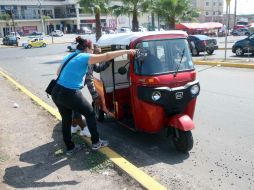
[134,39,194,75]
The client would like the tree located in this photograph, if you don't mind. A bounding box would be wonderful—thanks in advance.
[41,15,51,34]
[80,0,109,41]
[0,12,11,35]
[0,12,10,21]
[111,0,150,32]
[151,0,199,29]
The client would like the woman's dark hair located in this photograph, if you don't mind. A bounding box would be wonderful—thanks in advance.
[76,36,92,51]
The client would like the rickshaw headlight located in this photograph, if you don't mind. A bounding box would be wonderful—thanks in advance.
[190,85,200,95]
[152,91,161,101]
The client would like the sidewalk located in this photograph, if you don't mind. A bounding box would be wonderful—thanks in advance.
[0,75,139,190]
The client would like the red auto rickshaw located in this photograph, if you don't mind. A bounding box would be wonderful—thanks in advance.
[95,31,200,153]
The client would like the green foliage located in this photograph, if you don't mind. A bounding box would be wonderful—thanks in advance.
[111,0,150,31]
[41,15,51,21]
[0,13,10,21]
[151,0,199,29]
[80,0,110,41]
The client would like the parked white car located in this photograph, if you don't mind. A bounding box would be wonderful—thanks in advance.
[51,30,64,37]
[82,27,92,34]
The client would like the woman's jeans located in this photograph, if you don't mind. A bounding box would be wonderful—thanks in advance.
[52,83,99,150]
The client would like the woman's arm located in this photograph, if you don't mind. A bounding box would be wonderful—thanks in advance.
[89,49,135,65]
[93,61,111,73]
[56,64,62,76]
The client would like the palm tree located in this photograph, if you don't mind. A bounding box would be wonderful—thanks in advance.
[111,0,150,32]
[80,0,109,41]
[151,0,199,29]
[0,13,11,35]
[41,15,51,34]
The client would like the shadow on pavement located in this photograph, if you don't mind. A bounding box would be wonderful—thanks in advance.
[98,120,190,167]
[3,122,94,188]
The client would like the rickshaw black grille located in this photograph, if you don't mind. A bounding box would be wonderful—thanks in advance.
[137,83,199,116]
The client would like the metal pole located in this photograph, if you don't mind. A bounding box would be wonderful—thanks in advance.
[9,7,18,46]
[158,15,160,30]
[224,4,229,61]
[38,0,45,34]
[234,0,237,26]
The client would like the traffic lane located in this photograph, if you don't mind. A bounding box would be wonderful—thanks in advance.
[0,43,68,60]
[98,65,254,190]
[0,44,74,106]
[192,49,254,61]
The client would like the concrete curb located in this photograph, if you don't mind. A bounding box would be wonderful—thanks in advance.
[0,69,167,190]
[194,60,254,69]
[218,48,231,50]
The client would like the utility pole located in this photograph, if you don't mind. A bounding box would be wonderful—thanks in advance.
[224,0,231,61]
[6,8,18,46]
[38,0,45,34]
[233,0,237,26]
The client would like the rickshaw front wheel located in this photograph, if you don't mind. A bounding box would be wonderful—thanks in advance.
[173,130,193,153]
[92,102,104,122]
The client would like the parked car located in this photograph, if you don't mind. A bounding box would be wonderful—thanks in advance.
[187,35,218,56]
[28,31,43,36]
[9,32,21,39]
[67,41,77,51]
[232,33,254,56]
[2,35,18,46]
[78,27,92,34]
[51,30,64,37]
[232,28,250,36]
[138,26,147,32]
[118,27,132,33]
[22,37,46,49]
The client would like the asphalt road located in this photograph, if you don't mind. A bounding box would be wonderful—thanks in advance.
[0,44,254,190]
[192,49,254,62]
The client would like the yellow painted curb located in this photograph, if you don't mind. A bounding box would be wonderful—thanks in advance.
[0,69,167,190]
[218,48,231,50]
[194,60,254,69]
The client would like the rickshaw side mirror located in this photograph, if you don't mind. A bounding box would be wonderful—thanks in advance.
[118,67,127,75]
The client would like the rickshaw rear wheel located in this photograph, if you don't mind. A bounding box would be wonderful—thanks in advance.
[173,130,193,153]
[92,102,104,122]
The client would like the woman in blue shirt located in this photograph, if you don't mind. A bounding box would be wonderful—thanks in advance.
[52,36,135,154]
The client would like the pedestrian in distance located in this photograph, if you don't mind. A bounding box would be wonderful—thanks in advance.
[51,36,136,155]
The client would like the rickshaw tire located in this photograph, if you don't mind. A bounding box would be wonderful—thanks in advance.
[173,130,193,153]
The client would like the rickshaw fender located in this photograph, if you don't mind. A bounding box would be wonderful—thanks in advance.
[168,114,195,131]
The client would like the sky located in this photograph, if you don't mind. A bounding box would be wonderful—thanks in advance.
[224,0,254,15]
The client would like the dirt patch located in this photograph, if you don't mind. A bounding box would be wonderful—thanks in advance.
[0,76,142,190]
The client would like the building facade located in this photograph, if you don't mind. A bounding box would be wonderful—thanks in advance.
[0,0,124,36]
[191,0,224,23]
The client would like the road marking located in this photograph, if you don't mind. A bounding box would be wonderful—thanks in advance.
[0,69,168,190]
[194,60,254,69]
